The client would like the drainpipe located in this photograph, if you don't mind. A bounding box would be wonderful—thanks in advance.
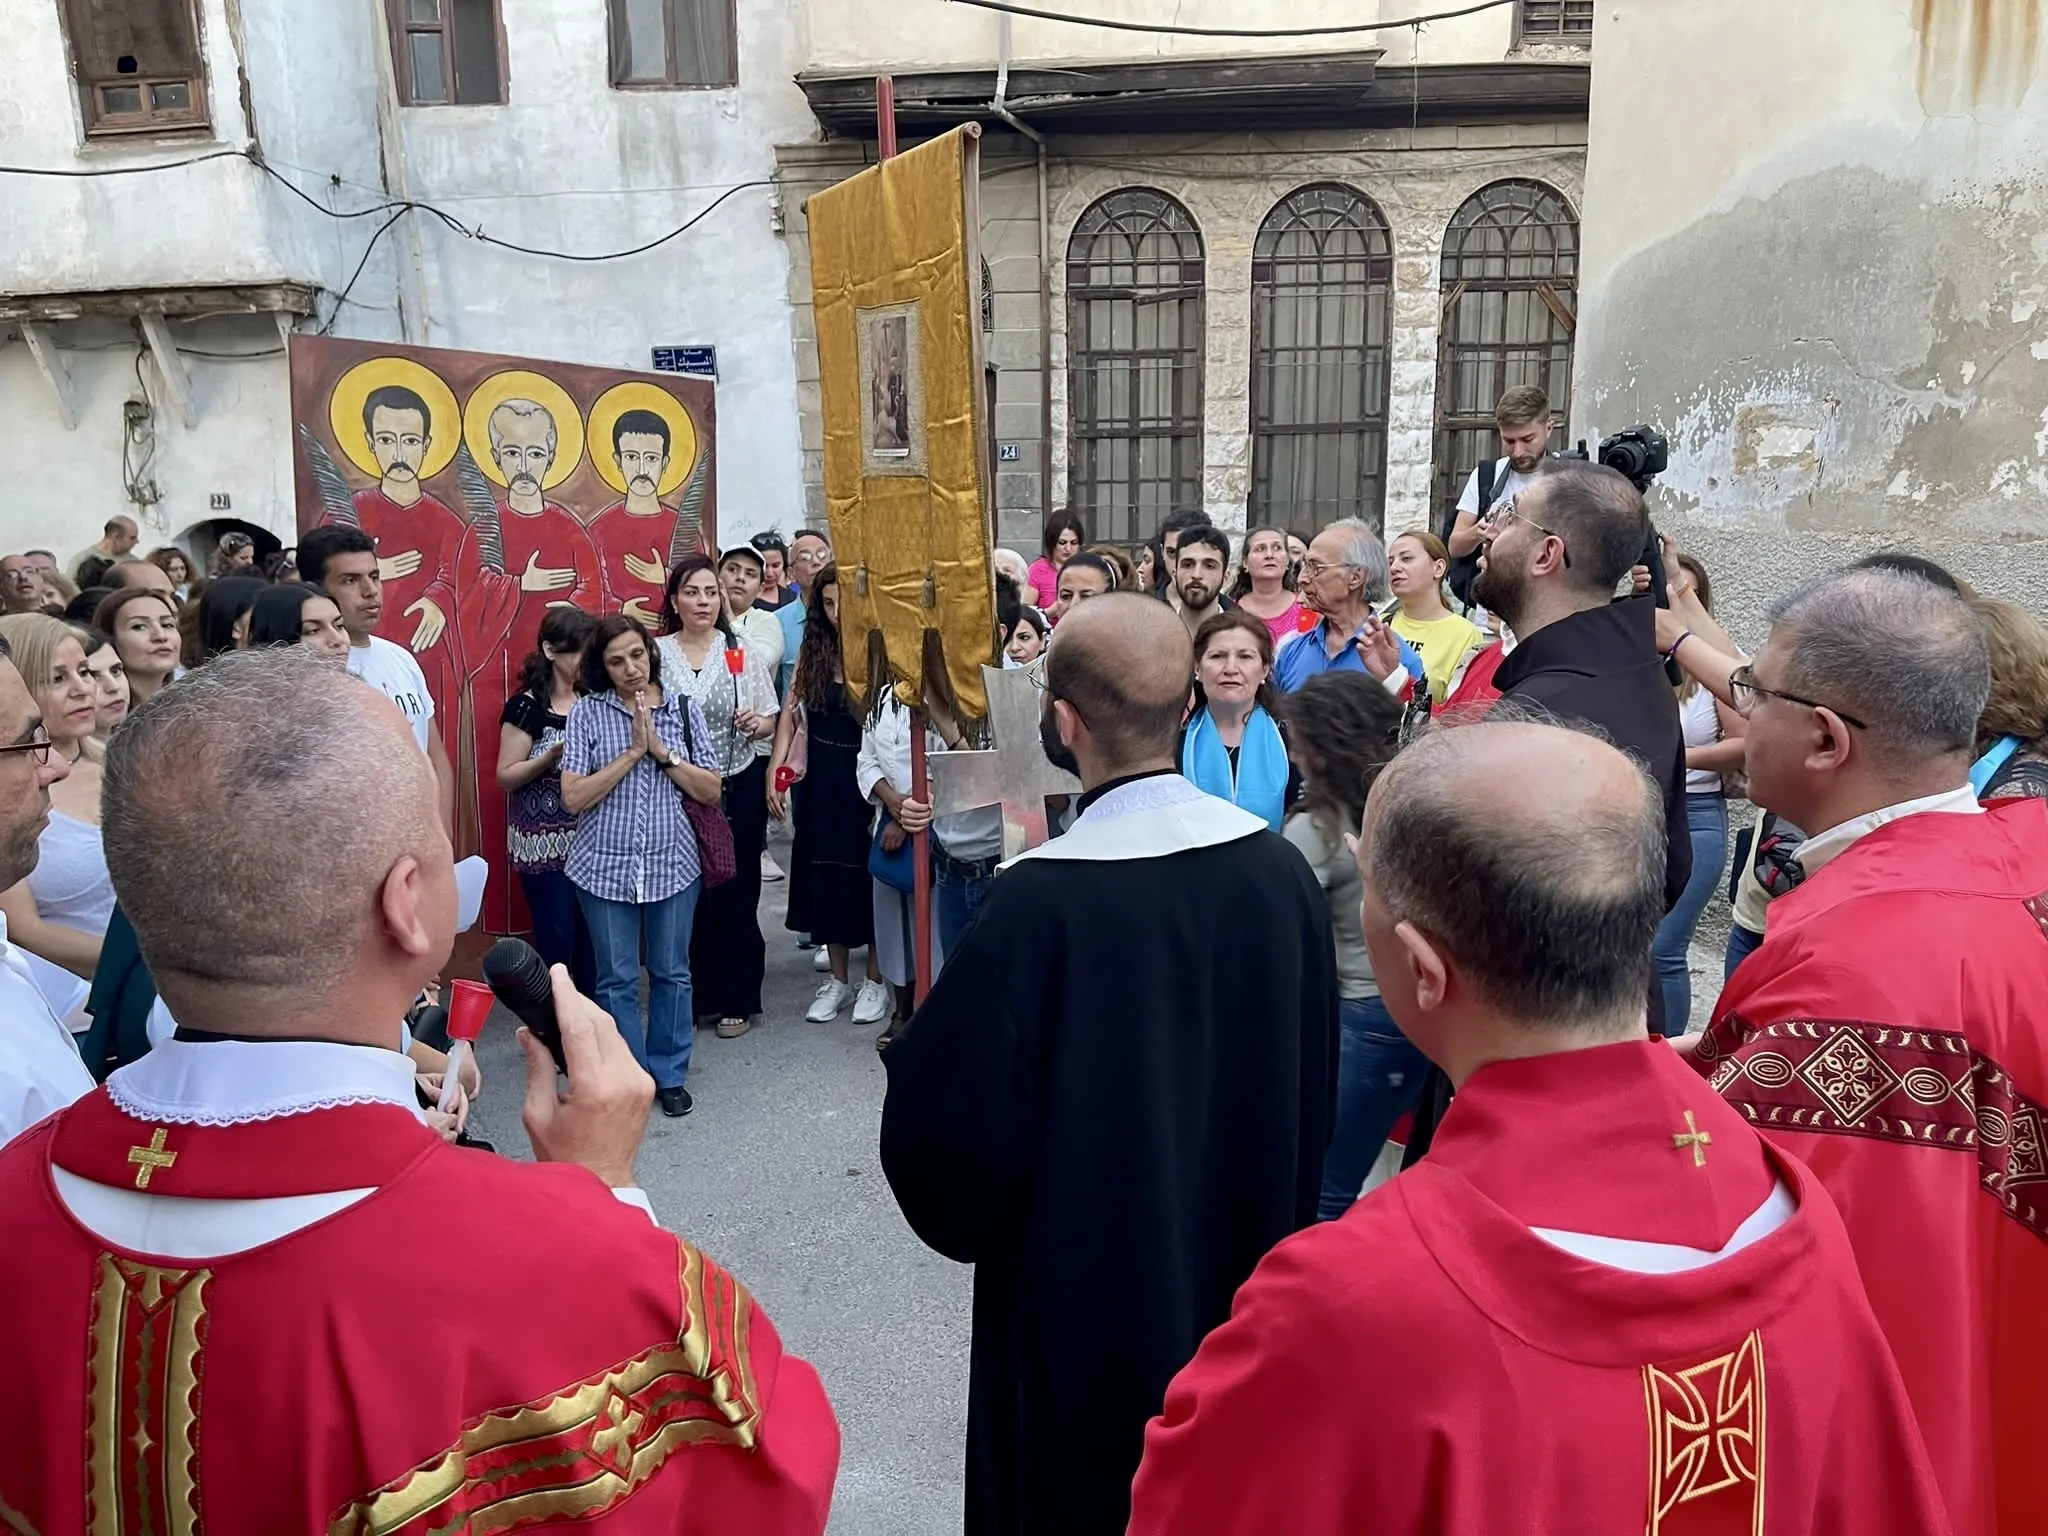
[989,14,1054,522]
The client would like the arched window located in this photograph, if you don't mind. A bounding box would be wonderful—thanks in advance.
[1251,184,1394,530]
[1432,180,1579,518]
[1066,188,1204,542]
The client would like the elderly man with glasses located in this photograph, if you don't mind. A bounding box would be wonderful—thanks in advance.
[1273,519,1425,696]
[0,637,94,1144]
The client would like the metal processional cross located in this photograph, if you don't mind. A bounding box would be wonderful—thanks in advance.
[929,660,1081,860]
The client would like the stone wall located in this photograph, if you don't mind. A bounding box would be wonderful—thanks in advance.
[779,126,1586,551]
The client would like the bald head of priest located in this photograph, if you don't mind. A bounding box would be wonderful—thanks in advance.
[1038,590,1195,790]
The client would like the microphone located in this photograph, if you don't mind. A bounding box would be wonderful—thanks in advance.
[482,938,566,1072]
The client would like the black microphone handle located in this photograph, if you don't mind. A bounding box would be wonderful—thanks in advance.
[482,937,566,1072]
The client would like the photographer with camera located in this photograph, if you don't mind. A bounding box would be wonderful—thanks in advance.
[1442,386,1556,605]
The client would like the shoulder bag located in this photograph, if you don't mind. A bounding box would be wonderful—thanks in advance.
[677,706,737,888]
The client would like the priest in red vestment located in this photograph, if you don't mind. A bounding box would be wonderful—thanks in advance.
[1691,566,2048,1536]
[455,397,602,932]
[1129,719,1949,1536]
[0,651,838,1533]
[322,383,468,755]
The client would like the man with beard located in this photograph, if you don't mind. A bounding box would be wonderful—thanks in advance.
[588,408,707,627]
[1445,384,1554,562]
[1167,525,1232,634]
[880,592,1337,1536]
[324,385,466,716]
[0,636,93,1143]
[1400,460,1689,1162]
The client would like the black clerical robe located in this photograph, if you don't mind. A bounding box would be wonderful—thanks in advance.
[881,772,1339,1536]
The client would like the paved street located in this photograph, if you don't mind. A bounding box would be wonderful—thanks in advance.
[464,830,972,1535]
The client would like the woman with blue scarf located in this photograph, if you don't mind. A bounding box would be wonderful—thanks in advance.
[1180,610,1292,831]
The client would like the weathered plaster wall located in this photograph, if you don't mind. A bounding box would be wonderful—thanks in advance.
[779,127,1585,550]
[804,0,1520,73]
[1574,0,2048,639]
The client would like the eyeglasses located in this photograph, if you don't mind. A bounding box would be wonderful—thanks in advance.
[0,724,53,765]
[1488,499,1571,569]
[1729,664,1868,730]
[1296,558,1354,580]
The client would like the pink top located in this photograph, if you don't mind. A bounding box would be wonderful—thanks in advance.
[1026,556,1061,609]
[1251,600,1306,643]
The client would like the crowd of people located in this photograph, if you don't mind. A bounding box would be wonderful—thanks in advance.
[3,380,2048,1532]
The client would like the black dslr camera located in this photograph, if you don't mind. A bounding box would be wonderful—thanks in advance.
[1561,424,1679,678]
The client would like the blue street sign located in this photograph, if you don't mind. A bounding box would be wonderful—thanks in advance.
[651,346,718,379]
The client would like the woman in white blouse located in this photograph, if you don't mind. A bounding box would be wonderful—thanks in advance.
[0,616,113,1003]
[656,554,780,1040]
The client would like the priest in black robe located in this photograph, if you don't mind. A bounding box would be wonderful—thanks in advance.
[880,592,1338,1536]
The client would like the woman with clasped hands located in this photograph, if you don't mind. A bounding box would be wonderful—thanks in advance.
[560,615,723,1120]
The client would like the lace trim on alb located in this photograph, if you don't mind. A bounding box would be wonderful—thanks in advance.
[104,1080,410,1128]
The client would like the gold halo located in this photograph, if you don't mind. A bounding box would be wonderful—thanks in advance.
[461,370,586,492]
[328,358,462,480]
[588,381,699,498]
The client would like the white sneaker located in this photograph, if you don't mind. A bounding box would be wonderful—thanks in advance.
[806,980,851,1022]
[853,979,892,1025]
[760,851,785,883]
[813,947,832,972]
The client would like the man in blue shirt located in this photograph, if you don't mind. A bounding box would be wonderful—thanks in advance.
[1274,519,1425,698]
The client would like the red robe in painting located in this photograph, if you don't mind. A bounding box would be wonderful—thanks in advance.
[456,503,602,932]
[587,499,706,624]
[326,486,467,761]
[1695,799,2048,1536]
[1128,1040,1950,1536]
[0,1089,839,1534]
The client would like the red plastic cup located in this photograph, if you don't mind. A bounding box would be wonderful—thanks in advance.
[724,647,746,676]
[774,764,799,794]
[446,978,493,1043]
[1296,608,1320,633]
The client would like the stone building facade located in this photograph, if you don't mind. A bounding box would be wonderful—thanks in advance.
[780,125,1586,551]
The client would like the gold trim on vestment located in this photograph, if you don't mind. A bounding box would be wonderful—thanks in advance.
[328,1241,763,1535]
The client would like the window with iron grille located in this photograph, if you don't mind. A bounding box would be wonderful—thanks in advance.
[388,0,505,106]
[609,0,737,89]
[1066,189,1205,544]
[1519,0,1593,43]
[1251,184,1394,534]
[59,0,209,136]
[1432,180,1579,521]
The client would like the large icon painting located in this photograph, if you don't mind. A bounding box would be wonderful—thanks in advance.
[290,335,716,936]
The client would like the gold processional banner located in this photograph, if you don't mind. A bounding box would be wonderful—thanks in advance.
[807,125,996,719]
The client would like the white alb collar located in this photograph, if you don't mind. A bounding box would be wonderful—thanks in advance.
[105,1036,423,1127]
[1005,772,1265,867]
[1794,783,1982,878]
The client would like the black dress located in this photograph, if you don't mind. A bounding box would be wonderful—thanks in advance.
[785,681,874,950]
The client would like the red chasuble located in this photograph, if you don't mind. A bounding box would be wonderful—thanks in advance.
[1695,799,2048,1536]
[328,487,467,761]
[455,504,602,932]
[0,1089,839,1533]
[587,501,706,625]
[1441,639,1506,711]
[1128,1040,1949,1536]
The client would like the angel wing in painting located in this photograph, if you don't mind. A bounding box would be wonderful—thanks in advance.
[452,441,505,572]
[298,424,359,528]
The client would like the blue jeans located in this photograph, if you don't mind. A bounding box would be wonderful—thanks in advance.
[577,883,700,1091]
[933,851,995,972]
[1320,996,1430,1221]
[1652,794,1729,1037]
[1725,921,1764,979]
[519,869,595,998]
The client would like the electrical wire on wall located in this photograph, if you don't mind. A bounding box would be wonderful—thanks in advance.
[943,0,1518,36]
[122,347,162,523]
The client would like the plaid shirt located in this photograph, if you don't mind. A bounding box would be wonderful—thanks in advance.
[561,688,720,905]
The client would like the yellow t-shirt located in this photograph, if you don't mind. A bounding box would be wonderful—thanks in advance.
[1390,610,1484,702]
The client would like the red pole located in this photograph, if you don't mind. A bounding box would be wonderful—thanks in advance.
[876,76,898,160]
[872,72,930,1001]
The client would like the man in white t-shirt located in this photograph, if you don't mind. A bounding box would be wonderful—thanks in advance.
[0,640,93,1144]
[299,525,456,833]
[1445,383,1555,561]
